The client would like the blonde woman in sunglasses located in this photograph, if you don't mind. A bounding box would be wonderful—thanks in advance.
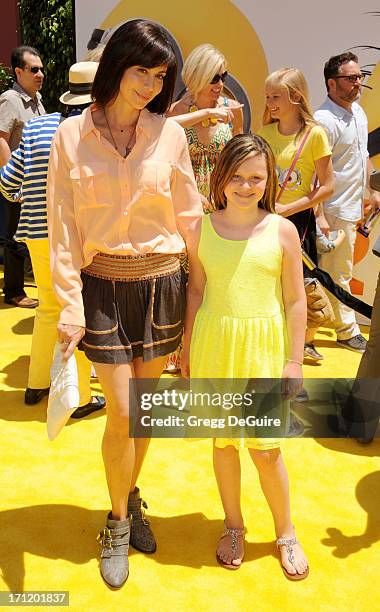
[168,44,243,211]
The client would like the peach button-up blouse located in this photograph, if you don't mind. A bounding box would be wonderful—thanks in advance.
[47,107,202,327]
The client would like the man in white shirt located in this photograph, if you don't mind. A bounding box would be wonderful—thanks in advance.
[315,52,380,352]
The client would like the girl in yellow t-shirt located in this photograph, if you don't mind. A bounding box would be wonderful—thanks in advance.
[259,68,334,360]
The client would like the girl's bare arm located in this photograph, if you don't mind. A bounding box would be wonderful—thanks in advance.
[276,155,334,217]
[279,218,307,394]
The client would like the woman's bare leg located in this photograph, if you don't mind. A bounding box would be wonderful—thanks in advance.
[95,362,136,521]
[96,356,166,518]
[129,355,166,492]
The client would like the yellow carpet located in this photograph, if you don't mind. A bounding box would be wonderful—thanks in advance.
[1,274,379,612]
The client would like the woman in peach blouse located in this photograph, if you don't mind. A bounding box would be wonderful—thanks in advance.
[47,20,202,588]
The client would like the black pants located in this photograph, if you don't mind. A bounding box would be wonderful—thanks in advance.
[1,193,27,300]
[289,208,317,280]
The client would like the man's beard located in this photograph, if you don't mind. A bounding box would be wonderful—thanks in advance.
[340,88,361,103]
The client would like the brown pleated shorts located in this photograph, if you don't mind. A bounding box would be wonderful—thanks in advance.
[79,252,186,364]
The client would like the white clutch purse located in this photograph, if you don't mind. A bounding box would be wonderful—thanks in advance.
[47,342,80,441]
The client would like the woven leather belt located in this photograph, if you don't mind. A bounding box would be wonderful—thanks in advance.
[82,252,180,282]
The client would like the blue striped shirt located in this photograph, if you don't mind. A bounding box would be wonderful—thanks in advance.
[0,112,61,240]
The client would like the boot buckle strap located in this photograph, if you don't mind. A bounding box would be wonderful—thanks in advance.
[130,500,150,525]
[97,527,113,549]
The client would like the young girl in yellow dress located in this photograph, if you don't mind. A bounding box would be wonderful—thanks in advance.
[182,134,309,579]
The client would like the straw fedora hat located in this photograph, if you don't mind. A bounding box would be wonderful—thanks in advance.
[59,61,98,105]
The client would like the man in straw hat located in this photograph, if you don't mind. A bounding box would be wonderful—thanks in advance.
[0,61,105,418]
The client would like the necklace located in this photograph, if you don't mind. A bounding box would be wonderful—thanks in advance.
[189,102,219,128]
[104,111,137,158]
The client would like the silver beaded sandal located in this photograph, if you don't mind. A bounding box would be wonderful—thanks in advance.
[276,534,309,581]
[216,523,245,570]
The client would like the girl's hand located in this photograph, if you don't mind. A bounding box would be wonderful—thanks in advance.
[57,323,85,361]
[281,362,303,400]
[316,214,330,235]
[181,347,190,379]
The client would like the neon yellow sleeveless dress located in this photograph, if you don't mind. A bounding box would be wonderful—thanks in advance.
[190,213,288,450]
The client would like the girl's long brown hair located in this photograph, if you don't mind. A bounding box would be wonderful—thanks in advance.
[209,134,278,213]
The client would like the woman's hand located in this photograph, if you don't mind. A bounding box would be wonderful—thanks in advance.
[181,347,190,379]
[208,106,235,124]
[57,323,85,361]
[201,194,214,213]
[281,362,303,400]
[275,202,288,216]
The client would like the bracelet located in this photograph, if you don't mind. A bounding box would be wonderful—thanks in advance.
[287,359,303,366]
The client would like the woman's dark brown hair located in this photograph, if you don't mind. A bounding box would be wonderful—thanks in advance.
[209,134,278,212]
[92,19,177,114]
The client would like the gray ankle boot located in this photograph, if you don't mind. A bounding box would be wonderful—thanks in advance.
[97,513,131,588]
[127,487,156,553]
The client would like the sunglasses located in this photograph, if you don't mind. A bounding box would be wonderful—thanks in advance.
[23,66,44,74]
[333,73,364,83]
[210,71,228,85]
